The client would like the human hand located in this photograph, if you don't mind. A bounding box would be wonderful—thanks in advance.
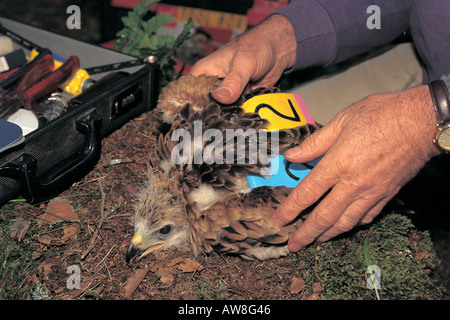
[272,85,441,251]
[189,14,296,104]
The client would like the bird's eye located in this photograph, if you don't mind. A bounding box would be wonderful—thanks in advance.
[159,225,172,235]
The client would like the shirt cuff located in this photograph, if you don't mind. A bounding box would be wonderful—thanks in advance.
[441,74,450,93]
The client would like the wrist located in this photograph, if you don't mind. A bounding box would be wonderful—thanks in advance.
[252,14,297,70]
[403,86,441,158]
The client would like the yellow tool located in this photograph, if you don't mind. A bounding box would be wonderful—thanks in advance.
[28,49,91,96]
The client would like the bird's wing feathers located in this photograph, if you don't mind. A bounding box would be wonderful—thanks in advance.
[153,75,316,194]
[183,183,306,259]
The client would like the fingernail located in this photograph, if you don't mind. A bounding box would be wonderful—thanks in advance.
[284,147,301,160]
[212,87,233,102]
[288,241,303,252]
[272,217,284,228]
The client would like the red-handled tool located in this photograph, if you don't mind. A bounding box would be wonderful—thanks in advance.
[0,54,79,119]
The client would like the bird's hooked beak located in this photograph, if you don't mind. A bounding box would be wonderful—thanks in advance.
[125,233,167,264]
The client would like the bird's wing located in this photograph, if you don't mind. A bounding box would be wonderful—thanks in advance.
[153,74,316,195]
[153,100,315,192]
[183,184,307,259]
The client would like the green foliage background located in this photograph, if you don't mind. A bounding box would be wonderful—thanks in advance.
[113,0,193,86]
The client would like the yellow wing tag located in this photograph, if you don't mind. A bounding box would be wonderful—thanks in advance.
[241,93,314,131]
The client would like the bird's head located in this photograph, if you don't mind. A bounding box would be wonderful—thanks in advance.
[126,168,189,263]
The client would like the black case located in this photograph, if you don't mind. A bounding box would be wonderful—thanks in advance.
[0,18,160,205]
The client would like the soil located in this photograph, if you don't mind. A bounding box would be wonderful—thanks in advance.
[2,111,321,300]
[6,111,322,300]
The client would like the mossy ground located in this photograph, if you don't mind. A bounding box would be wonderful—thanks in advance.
[298,212,446,300]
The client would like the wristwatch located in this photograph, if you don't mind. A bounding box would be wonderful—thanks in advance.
[428,79,450,153]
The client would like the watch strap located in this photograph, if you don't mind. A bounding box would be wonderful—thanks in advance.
[428,79,450,125]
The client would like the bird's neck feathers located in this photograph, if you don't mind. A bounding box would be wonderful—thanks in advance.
[135,169,185,219]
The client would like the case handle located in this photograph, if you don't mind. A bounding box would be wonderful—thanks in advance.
[0,111,102,203]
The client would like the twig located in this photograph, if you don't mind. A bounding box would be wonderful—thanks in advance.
[94,245,116,270]
[313,259,322,283]
[81,179,107,260]
[84,176,107,184]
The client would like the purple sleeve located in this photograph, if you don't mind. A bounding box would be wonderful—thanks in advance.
[274,0,450,83]
[410,0,450,82]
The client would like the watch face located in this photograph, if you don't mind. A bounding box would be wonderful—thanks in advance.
[437,126,450,152]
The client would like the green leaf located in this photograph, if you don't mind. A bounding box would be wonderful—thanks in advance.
[174,18,194,47]
[121,16,135,29]
[113,0,194,86]
[142,14,175,34]
[134,0,158,17]
[363,235,381,300]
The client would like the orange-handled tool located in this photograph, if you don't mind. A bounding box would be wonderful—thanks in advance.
[0,54,79,119]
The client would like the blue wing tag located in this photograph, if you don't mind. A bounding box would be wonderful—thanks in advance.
[247,155,321,189]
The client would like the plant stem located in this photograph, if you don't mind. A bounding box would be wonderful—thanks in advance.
[364,234,381,300]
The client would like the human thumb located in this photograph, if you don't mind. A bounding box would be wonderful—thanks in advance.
[212,71,250,105]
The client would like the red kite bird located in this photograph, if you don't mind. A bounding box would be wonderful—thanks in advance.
[126,75,315,262]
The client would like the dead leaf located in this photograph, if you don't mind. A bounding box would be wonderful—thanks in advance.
[37,234,62,246]
[307,293,320,300]
[409,232,420,251]
[10,217,30,242]
[38,260,55,281]
[150,262,164,274]
[37,234,53,246]
[166,257,185,267]
[32,251,43,260]
[39,198,79,223]
[61,225,79,241]
[416,251,430,260]
[150,261,176,285]
[312,282,323,293]
[175,258,204,273]
[124,266,151,298]
[289,276,305,294]
[167,257,204,273]
[160,269,175,284]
